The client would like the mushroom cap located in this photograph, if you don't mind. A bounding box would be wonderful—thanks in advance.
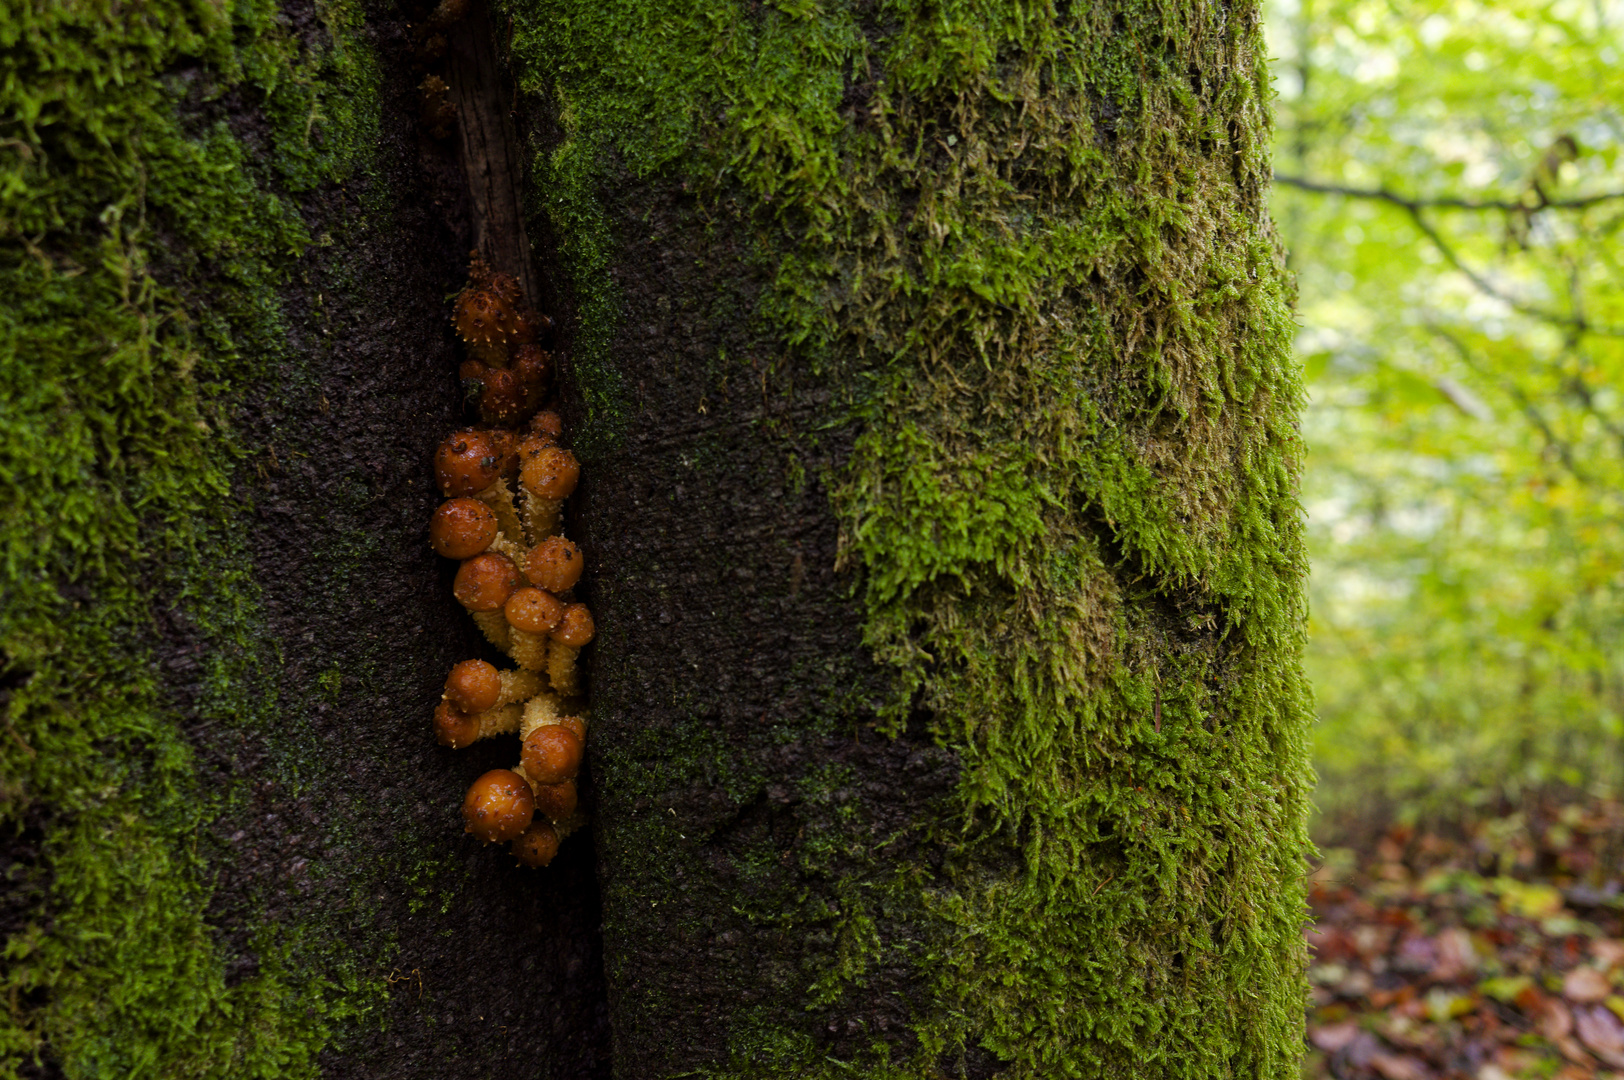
[511,344,550,387]
[429,497,498,559]
[462,769,535,842]
[453,552,523,611]
[551,603,595,647]
[434,428,501,497]
[525,536,584,593]
[505,586,566,634]
[452,287,514,347]
[444,658,502,713]
[529,410,563,441]
[511,821,560,867]
[522,724,584,785]
[532,778,578,821]
[555,715,587,741]
[519,446,580,500]
[433,700,482,749]
[509,308,550,345]
[471,264,523,309]
[478,366,528,425]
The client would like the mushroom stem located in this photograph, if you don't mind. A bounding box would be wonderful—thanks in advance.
[497,668,544,705]
[474,477,524,540]
[471,610,511,650]
[522,495,563,543]
[508,627,549,670]
[470,703,522,739]
[547,639,581,697]
[519,692,564,739]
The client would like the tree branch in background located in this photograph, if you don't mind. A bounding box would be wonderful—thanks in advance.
[1274,173,1624,213]
[1276,173,1624,337]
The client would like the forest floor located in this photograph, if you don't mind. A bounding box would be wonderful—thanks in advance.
[1307,798,1624,1080]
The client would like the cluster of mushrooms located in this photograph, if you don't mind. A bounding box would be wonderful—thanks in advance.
[428,258,590,868]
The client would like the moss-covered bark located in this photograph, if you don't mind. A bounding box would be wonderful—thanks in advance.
[507,0,1312,1076]
[0,2,608,1076]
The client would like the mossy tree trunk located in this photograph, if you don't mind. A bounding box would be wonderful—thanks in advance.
[1,0,1309,1078]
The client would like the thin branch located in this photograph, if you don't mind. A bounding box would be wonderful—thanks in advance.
[1278,173,1624,337]
[1274,173,1624,213]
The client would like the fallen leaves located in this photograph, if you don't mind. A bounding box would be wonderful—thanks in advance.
[1307,802,1624,1080]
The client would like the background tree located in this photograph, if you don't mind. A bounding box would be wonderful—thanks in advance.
[1268,0,1624,826]
[0,1,1312,1077]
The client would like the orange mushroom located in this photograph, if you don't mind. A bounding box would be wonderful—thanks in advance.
[462,769,535,843]
[525,537,584,594]
[435,428,501,497]
[429,497,498,559]
[511,821,560,867]
[521,724,584,785]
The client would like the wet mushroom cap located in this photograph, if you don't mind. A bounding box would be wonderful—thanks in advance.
[478,366,527,424]
[429,497,499,559]
[453,552,522,611]
[529,410,563,441]
[551,603,595,647]
[521,724,584,785]
[444,658,502,713]
[509,308,549,345]
[519,446,580,499]
[435,428,501,496]
[525,536,584,593]
[511,345,550,388]
[555,715,587,742]
[452,288,513,346]
[532,778,578,821]
[462,769,535,842]
[504,587,566,634]
[511,821,560,867]
[433,700,482,749]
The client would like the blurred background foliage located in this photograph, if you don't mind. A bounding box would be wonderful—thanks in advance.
[1265,0,1624,831]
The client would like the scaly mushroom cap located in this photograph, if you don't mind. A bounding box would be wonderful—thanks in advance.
[452,287,513,347]
[444,658,502,713]
[521,724,584,785]
[511,821,560,867]
[484,427,520,478]
[509,308,550,345]
[435,428,501,496]
[429,497,498,559]
[511,344,550,387]
[433,700,482,749]
[463,769,535,842]
[470,262,523,309]
[453,552,522,612]
[504,587,566,635]
[477,366,528,425]
[551,603,595,647]
[529,410,563,442]
[525,536,584,593]
[519,446,580,500]
[531,778,578,821]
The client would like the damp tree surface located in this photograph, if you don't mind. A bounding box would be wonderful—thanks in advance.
[0,1,1312,1078]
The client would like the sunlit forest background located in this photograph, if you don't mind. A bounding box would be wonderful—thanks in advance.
[1267,1,1624,1075]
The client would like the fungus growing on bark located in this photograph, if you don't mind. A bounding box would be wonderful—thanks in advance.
[511,821,560,867]
[525,536,583,594]
[462,769,534,843]
[475,366,528,425]
[509,308,550,345]
[547,603,594,697]
[444,658,502,713]
[429,497,498,559]
[452,287,514,354]
[521,724,584,786]
[453,553,521,612]
[518,446,579,539]
[531,779,578,822]
[433,701,483,749]
[529,409,563,442]
[435,428,501,497]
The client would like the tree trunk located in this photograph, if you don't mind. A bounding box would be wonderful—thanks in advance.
[1,0,1310,1078]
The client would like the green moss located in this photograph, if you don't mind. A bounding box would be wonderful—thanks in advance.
[507,0,1311,1075]
[0,0,384,1075]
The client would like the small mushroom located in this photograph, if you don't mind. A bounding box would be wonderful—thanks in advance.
[529,409,563,442]
[504,586,566,670]
[531,779,578,822]
[546,604,593,696]
[453,552,522,612]
[435,428,502,497]
[444,658,502,713]
[462,769,535,843]
[522,724,584,785]
[511,821,560,867]
[429,497,498,559]
[433,700,482,748]
[453,287,514,353]
[518,446,579,539]
[525,536,584,594]
[477,366,530,425]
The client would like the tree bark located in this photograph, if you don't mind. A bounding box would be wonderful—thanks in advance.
[1,1,1310,1078]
